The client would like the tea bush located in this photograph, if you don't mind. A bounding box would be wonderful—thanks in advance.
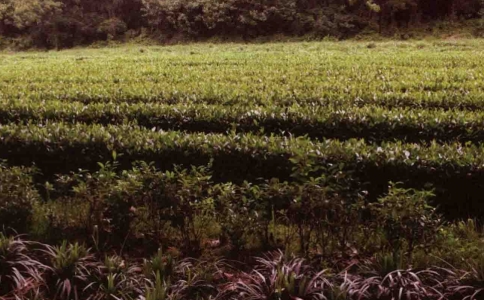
[0,163,40,233]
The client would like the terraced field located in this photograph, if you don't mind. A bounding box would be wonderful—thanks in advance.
[2,40,484,218]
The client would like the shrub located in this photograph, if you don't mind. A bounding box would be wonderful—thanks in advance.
[0,163,40,233]
[51,160,142,247]
[370,183,442,264]
[134,163,215,254]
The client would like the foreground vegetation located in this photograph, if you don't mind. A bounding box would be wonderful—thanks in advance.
[3,41,484,299]
[5,235,484,300]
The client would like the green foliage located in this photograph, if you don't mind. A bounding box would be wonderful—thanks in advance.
[0,162,39,233]
[143,249,175,281]
[363,252,404,277]
[97,17,127,40]
[88,255,141,300]
[143,271,169,300]
[141,0,364,38]
[10,99,484,144]
[3,118,484,218]
[233,252,332,300]
[44,241,99,300]
[0,0,62,29]
[2,41,484,299]
[0,0,482,47]
[49,160,142,247]
[371,183,442,262]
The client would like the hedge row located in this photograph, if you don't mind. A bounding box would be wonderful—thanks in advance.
[5,86,484,111]
[3,100,484,143]
[2,45,484,111]
[1,122,484,218]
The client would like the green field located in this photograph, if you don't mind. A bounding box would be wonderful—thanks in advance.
[2,41,484,216]
[4,40,484,300]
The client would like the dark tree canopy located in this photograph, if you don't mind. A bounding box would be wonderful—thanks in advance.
[0,0,482,48]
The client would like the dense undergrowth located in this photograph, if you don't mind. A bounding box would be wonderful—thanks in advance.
[3,238,484,300]
[2,41,484,299]
[4,161,484,299]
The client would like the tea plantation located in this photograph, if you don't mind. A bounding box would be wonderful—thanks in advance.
[5,40,484,300]
[2,41,484,218]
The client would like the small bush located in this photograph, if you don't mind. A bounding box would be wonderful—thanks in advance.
[370,183,442,264]
[0,163,40,233]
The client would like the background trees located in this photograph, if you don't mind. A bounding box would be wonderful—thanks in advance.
[0,0,482,48]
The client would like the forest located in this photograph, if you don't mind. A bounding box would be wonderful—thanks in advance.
[0,0,483,48]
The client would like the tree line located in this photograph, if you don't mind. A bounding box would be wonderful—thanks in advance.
[0,0,483,48]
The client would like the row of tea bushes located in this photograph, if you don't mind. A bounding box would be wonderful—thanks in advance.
[1,122,484,218]
[4,100,484,143]
[2,44,484,110]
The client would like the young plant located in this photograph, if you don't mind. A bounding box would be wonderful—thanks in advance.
[361,252,404,278]
[355,269,447,300]
[0,163,40,233]
[134,163,215,254]
[371,183,442,264]
[43,241,100,300]
[86,255,142,300]
[141,271,170,300]
[69,160,141,247]
[143,249,175,282]
[0,234,46,299]
[232,251,332,300]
